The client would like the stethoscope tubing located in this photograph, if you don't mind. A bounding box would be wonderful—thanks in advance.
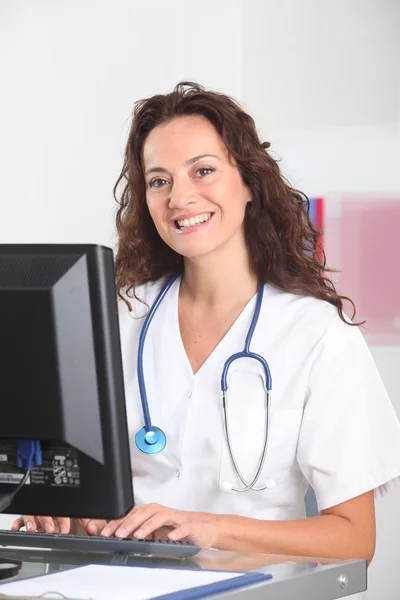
[223,389,271,491]
[137,272,180,432]
[220,283,272,392]
[135,273,273,492]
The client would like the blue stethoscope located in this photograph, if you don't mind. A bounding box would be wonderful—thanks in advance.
[134,273,273,492]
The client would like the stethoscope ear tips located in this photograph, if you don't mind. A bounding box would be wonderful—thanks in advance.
[135,426,167,454]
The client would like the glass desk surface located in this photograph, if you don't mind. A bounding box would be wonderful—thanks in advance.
[0,542,367,600]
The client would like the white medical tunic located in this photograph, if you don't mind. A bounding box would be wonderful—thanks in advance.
[118,277,400,521]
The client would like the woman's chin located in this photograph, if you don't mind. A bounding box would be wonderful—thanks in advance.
[167,238,218,260]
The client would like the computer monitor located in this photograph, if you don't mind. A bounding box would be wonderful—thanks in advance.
[0,244,134,519]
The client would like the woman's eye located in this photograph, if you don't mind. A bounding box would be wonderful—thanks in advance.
[196,167,215,177]
[149,178,168,189]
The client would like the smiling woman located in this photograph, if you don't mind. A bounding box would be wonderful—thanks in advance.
[114,82,353,321]
[142,116,252,262]
[12,82,400,565]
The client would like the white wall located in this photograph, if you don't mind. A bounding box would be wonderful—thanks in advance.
[243,0,399,137]
[0,0,243,249]
[1,1,399,598]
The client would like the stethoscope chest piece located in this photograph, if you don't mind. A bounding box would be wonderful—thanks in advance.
[135,426,166,454]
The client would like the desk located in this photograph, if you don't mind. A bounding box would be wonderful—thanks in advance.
[0,546,366,599]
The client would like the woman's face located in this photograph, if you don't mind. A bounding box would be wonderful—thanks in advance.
[142,116,251,260]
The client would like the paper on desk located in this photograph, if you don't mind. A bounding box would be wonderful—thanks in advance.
[0,563,249,600]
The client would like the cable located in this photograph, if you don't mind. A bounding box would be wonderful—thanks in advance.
[0,470,31,512]
[0,439,42,513]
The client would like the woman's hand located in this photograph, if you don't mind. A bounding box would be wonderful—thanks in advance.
[83,503,222,549]
[10,504,222,549]
[10,515,106,535]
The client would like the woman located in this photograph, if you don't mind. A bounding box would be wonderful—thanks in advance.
[13,82,400,562]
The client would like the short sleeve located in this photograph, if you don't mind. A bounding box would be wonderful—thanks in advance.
[297,313,400,512]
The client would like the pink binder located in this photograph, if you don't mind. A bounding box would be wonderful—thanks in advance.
[324,195,400,345]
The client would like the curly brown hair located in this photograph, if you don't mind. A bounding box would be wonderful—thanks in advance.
[114,81,357,324]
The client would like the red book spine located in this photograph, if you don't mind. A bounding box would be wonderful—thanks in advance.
[316,197,324,265]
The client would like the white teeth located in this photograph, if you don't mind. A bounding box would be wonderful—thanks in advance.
[177,212,211,229]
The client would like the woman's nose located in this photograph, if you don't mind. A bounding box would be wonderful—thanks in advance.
[168,179,197,210]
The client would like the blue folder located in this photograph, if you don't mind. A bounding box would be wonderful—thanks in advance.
[152,571,272,600]
[309,197,317,227]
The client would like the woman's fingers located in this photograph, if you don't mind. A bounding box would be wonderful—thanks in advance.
[55,517,72,534]
[167,522,191,541]
[101,504,182,539]
[99,506,140,537]
[79,519,108,536]
[11,515,54,533]
[151,525,174,540]
[11,516,71,534]
[23,516,38,532]
[11,516,26,531]
[128,511,181,539]
[10,516,104,535]
[99,518,126,537]
[37,516,59,533]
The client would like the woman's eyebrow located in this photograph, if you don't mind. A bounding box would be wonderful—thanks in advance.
[145,154,220,176]
[145,166,169,176]
[185,153,220,166]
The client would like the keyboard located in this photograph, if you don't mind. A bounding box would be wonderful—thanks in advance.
[0,530,200,559]
[0,546,202,569]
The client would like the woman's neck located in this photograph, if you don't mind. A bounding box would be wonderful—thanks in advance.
[180,236,258,310]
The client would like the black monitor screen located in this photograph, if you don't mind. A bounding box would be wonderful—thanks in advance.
[0,244,133,519]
